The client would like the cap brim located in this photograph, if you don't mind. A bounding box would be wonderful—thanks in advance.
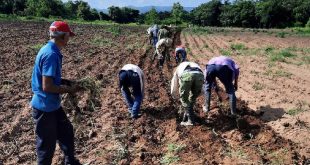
[69,31,75,36]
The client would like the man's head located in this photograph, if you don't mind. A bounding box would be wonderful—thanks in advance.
[49,21,75,48]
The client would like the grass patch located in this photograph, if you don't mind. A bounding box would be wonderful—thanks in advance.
[30,43,44,52]
[286,108,304,116]
[184,27,213,35]
[293,27,310,37]
[224,146,248,160]
[265,46,275,53]
[252,82,264,91]
[264,69,292,78]
[301,56,310,65]
[160,143,185,165]
[91,37,113,47]
[269,148,289,165]
[107,25,121,36]
[276,32,287,38]
[269,49,296,63]
[220,49,231,56]
[274,70,292,78]
[230,43,247,50]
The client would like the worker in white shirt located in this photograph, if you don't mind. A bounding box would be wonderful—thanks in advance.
[171,61,204,126]
[119,64,144,119]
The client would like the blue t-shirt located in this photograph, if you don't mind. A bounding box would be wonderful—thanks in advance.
[30,41,63,112]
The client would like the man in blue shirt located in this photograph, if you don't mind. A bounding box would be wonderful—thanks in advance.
[31,21,82,165]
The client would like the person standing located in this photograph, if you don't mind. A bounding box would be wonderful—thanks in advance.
[119,64,145,119]
[30,21,82,165]
[204,56,240,116]
[171,61,204,126]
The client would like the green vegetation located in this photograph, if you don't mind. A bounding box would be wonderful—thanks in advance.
[301,56,310,65]
[30,43,44,52]
[269,49,296,62]
[220,49,231,56]
[230,43,247,50]
[160,143,186,165]
[107,25,121,36]
[276,32,287,38]
[91,37,113,47]
[287,108,304,116]
[1,0,309,27]
[252,82,264,91]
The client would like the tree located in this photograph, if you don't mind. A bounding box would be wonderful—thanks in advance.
[99,11,110,21]
[171,2,185,25]
[293,0,310,26]
[255,0,293,28]
[108,6,122,22]
[191,0,222,26]
[220,0,257,28]
[25,0,65,18]
[144,7,159,25]
[77,1,92,20]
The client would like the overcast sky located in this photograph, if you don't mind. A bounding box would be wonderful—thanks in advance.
[61,0,209,8]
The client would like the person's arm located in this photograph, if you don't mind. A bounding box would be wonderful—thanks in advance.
[170,70,178,98]
[61,78,72,86]
[234,68,239,91]
[42,76,78,94]
[234,76,239,91]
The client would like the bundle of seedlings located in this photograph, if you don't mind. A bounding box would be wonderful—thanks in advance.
[62,77,101,123]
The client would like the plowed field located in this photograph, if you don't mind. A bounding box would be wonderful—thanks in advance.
[0,22,309,164]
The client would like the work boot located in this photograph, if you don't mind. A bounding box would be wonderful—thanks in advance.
[131,113,142,119]
[182,112,188,122]
[186,106,195,125]
[203,105,210,113]
[65,159,82,165]
[180,121,194,126]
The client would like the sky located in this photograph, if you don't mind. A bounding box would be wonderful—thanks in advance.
[61,0,209,8]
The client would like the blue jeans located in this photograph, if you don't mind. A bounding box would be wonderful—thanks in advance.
[205,65,236,114]
[175,49,187,63]
[152,36,158,47]
[32,107,77,165]
[120,71,143,117]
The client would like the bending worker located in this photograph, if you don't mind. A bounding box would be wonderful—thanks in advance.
[171,61,204,126]
[119,64,144,119]
[154,38,173,69]
[150,24,159,47]
[204,56,239,116]
[174,45,187,64]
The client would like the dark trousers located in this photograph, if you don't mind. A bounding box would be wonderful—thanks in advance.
[175,49,187,63]
[152,36,158,47]
[120,71,143,117]
[32,107,76,165]
[159,48,170,67]
[205,65,236,114]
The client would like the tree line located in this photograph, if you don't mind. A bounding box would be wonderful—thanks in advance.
[1,0,310,28]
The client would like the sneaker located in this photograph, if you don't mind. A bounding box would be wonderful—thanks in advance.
[180,121,193,126]
[65,159,83,165]
[131,113,142,119]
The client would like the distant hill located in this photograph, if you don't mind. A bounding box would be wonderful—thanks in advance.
[98,6,195,14]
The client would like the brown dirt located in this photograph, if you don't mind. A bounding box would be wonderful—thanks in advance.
[182,30,310,160]
[0,22,309,164]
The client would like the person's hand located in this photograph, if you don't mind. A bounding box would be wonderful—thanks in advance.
[234,83,238,91]
[68,84,84,93]
[61,79,73,86]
